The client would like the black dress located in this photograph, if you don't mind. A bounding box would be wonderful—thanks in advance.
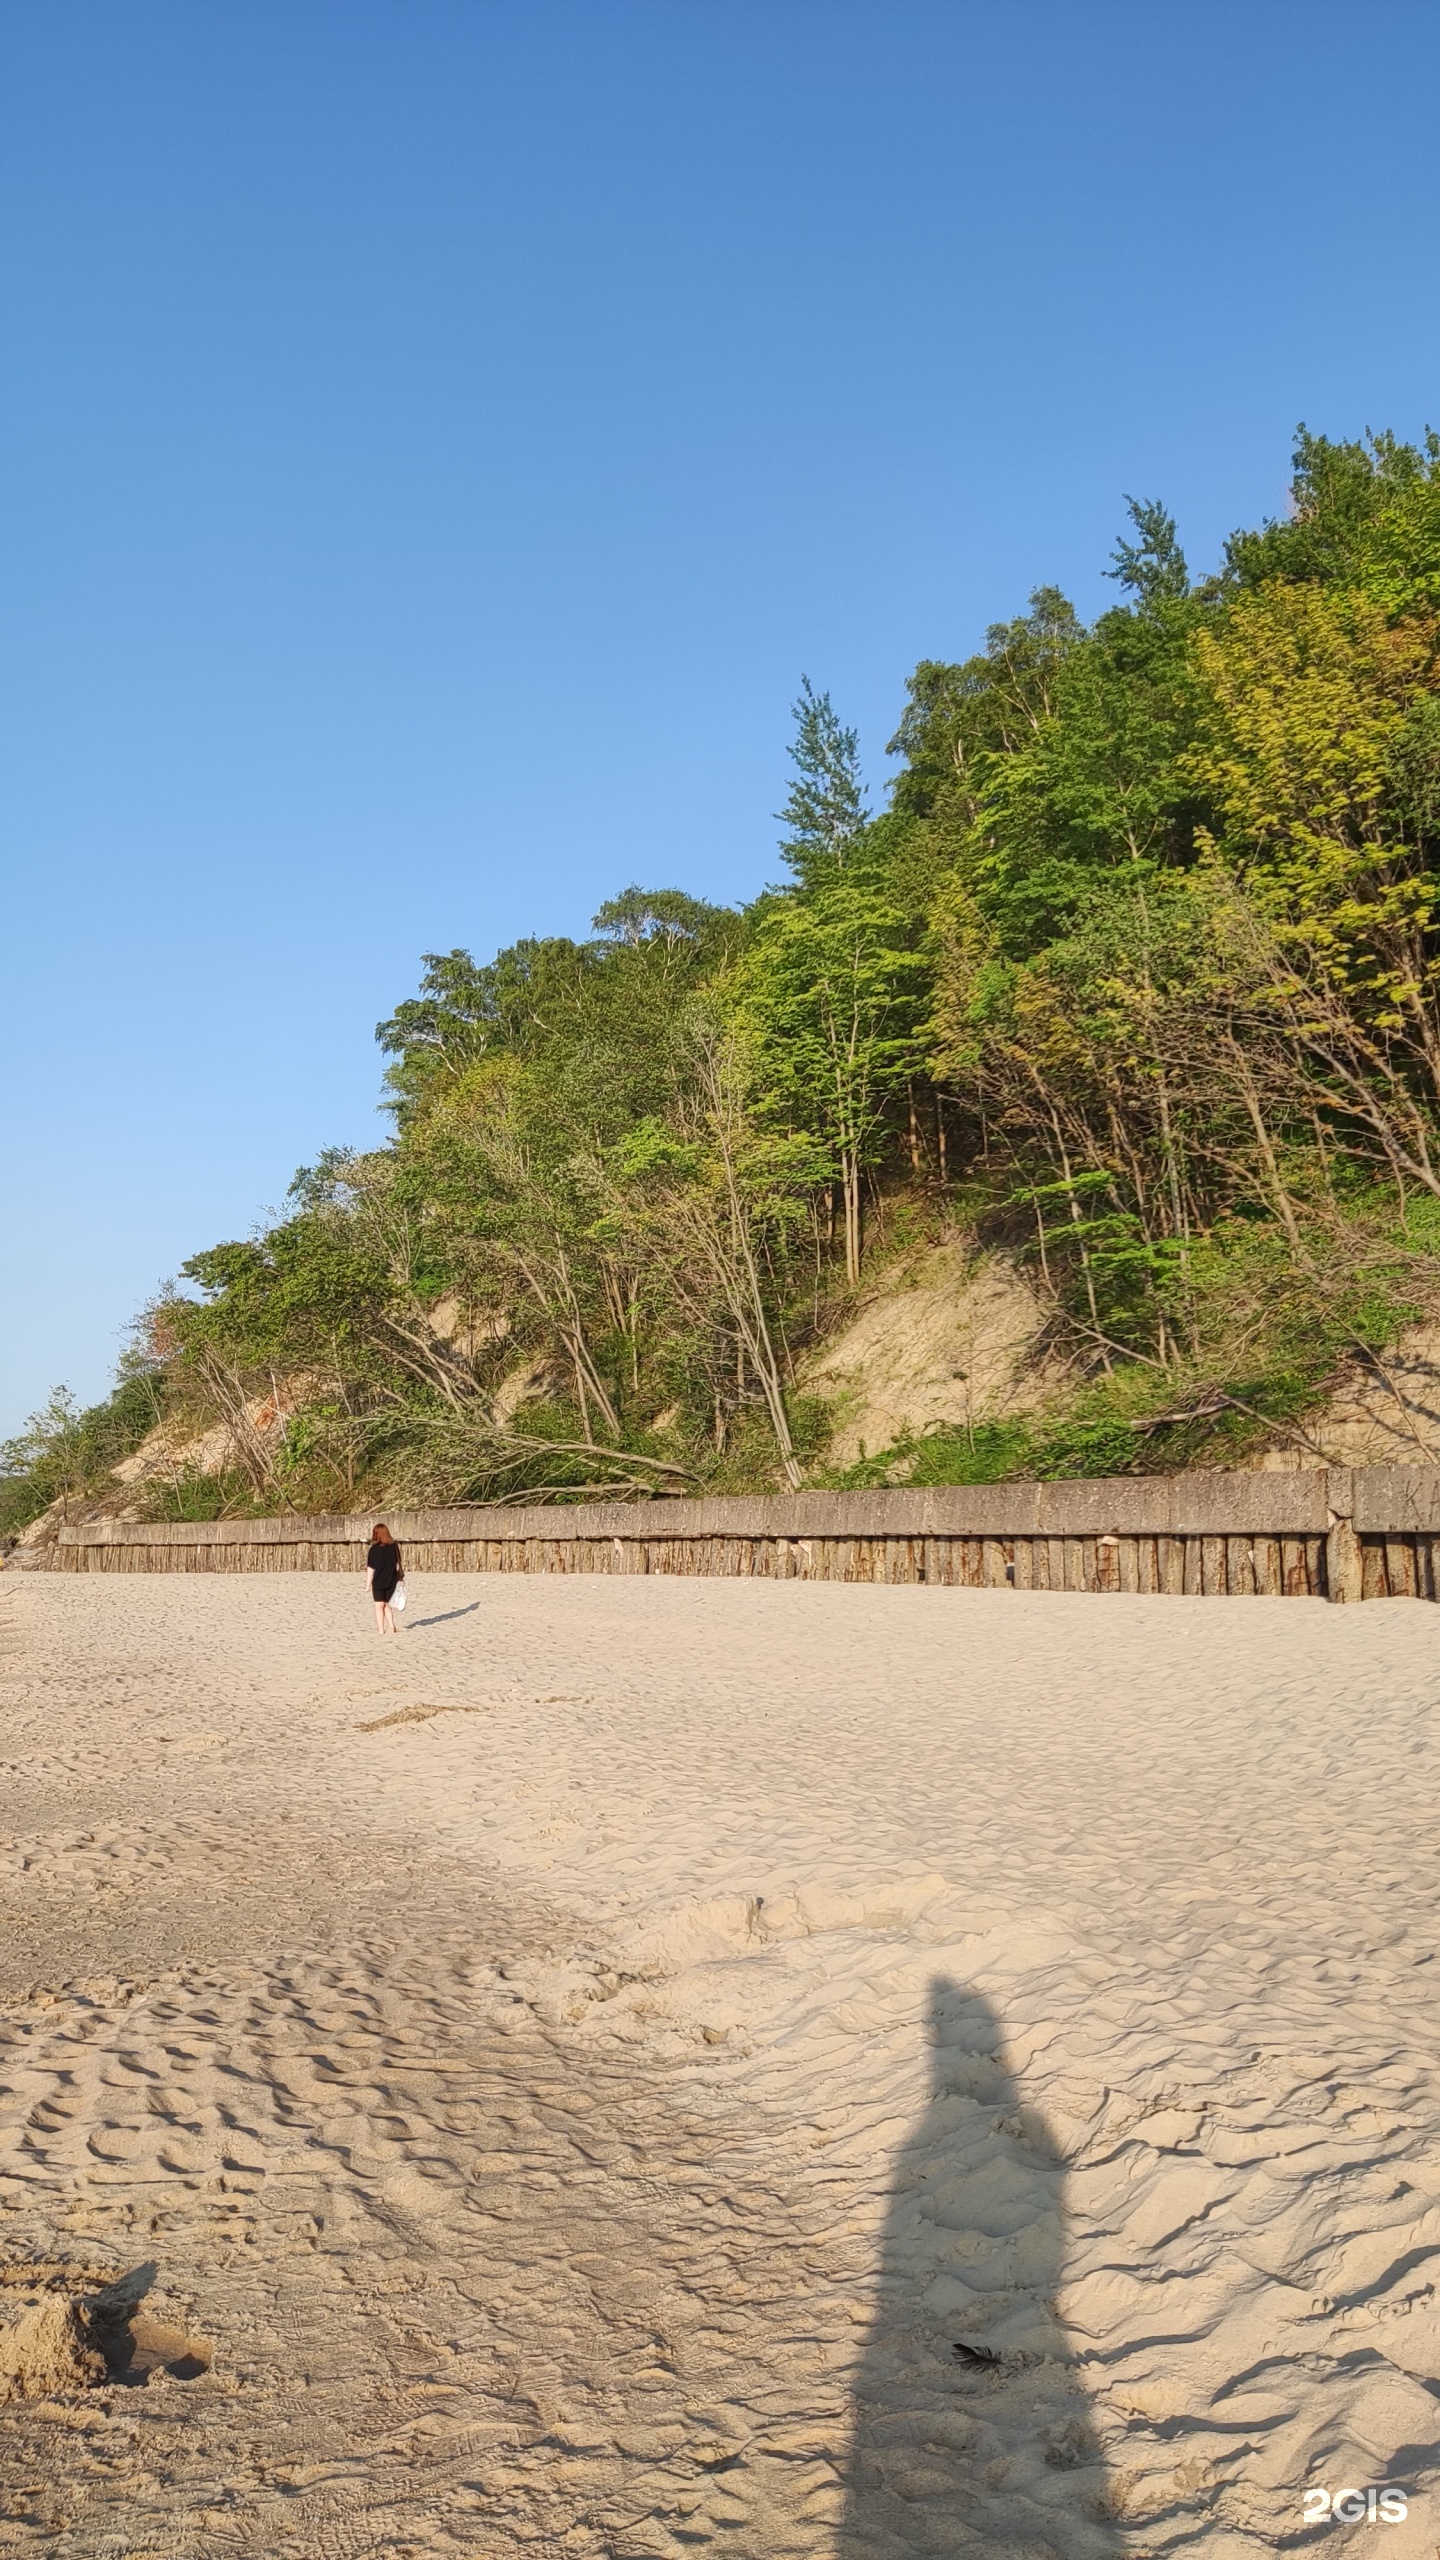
[367,1541,402,1601]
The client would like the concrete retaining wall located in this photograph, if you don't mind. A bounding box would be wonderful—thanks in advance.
[37,1467,1440,1600]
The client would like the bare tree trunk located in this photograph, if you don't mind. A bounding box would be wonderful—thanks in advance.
[511,1245,622,1440]
[1049,1111,1109,1369]
[695,1035,803,1488]
[842,1146,862,1285]
[196,1353,278,1500]
[1225,1036,1308,1261]
[571,1350,594,1445]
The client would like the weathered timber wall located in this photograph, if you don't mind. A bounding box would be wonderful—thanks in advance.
[35,1467,1440,1600]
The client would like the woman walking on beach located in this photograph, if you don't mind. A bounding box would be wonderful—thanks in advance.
[366,1523,405,1635]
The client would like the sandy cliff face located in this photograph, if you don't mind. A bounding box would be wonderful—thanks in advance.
[1250,1319,1440,1470]
[802,1233,1440,1480]
[10,1390,302,1549]
[800,1237,1057,1467]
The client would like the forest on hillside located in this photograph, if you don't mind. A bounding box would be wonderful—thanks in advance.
[12,425,1440,1529]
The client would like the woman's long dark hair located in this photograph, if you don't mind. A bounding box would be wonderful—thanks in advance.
[371,1522,395,1544]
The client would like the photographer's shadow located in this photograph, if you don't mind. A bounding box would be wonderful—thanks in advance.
[840,1976,1122,2558]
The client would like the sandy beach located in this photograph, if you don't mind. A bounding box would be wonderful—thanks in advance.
[0,1572,1438,2555]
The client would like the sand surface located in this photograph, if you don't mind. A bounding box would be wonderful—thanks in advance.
[1,1573,1438,2556]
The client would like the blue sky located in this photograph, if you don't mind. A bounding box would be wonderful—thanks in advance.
[5,0,1440,1436]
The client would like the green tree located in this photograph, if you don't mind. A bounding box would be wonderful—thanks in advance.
[742,868,929,1281]
[608,1022,824,1486]
[777,678,869,882]
[1107,495,1190,609]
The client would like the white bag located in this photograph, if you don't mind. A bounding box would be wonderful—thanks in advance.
[391,1582,407,1612]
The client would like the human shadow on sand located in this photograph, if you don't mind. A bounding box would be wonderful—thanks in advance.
[840,1976,1121,2558]
[406,1601,484,1629]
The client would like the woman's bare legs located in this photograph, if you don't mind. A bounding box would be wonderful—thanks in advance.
[373,1599,396,1635]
